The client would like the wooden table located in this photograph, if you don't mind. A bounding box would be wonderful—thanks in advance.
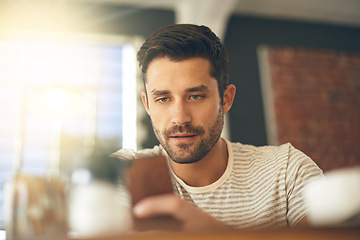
[64,228,360,240]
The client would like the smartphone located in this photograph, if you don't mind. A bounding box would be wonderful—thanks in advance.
[125,154,182,231]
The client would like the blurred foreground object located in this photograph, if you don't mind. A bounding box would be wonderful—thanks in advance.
[3,174,68,239]
[304,166,360,227]
[68,152,132,238]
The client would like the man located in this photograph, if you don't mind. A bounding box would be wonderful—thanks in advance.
[113,24,322,231]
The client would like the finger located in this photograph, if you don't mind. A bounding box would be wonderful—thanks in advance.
[133,194,231,231]
[133,194,184,219]
[133,194,213,223]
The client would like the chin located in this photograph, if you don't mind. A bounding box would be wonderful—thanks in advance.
[169,156,201,164]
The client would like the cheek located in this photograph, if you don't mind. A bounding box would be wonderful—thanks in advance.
[195,104,221,123]
[148,108,167,128]
[148,100,221,128]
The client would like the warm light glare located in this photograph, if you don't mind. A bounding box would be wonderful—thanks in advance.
[0,1,83,33]
[46,88,69,112]
[122,45,137,150]
[0,32,138,233]
[28,87,85,118]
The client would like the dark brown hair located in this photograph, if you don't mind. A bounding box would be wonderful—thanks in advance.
[137,24,230,99]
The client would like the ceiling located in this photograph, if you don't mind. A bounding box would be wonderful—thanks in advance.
[78,0,360,27]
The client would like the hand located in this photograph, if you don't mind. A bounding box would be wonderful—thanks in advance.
[133,193,231,232]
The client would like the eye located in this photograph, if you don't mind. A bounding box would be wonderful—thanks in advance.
[156,97,169,103]
[190,95,203,101]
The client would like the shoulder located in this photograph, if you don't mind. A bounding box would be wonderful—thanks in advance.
[111,145,166,160]
[228,140,310,159]
[227,140,293,160]
[227,140,321,173]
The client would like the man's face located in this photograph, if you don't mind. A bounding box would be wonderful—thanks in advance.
[141,57,224,164]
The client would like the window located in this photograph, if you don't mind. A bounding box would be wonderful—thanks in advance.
[0,32,139,230]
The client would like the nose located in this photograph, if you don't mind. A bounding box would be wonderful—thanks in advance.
[170,100,192,125]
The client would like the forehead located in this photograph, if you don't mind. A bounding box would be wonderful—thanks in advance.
[145,57,218,92]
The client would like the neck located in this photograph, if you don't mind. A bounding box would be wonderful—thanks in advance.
[168,138,228,187]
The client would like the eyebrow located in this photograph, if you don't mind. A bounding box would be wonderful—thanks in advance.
[186,84,210,93]
[150,89,170,96]
[150,84,210,96]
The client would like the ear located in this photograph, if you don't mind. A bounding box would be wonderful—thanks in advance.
[222,84,236,115]
[141,91,150,115]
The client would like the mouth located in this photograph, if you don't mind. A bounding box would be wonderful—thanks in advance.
[169,133,198,144]
[170,133,197,138]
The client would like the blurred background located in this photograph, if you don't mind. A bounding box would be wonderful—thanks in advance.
[0,0,359,231]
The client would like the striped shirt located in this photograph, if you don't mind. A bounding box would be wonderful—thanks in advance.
[112,138,323,229]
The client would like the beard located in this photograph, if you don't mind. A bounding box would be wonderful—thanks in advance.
[153,108,224,164]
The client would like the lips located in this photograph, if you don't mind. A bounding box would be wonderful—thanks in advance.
[168,133,198,144]
[164,124,205,139]
[170,133,197,138]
